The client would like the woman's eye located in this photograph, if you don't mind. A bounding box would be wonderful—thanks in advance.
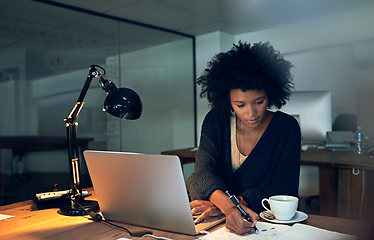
[237,104,244,108]
[256,100,264,105]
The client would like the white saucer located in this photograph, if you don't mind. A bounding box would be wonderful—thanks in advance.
[260,211,308,224]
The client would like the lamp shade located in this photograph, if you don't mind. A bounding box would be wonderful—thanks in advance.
[103,87,142,120]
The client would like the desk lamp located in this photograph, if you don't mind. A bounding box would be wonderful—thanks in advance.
[59,65,142,216]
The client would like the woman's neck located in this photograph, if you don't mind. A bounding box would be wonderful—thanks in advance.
[236,111,273,156]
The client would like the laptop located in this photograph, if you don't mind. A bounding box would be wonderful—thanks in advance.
[325,131,355,151]
[83,150,225,235]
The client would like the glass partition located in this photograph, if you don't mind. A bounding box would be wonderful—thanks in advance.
[0,0,195,174]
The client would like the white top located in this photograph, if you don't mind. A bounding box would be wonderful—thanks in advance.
[231,114,248,172]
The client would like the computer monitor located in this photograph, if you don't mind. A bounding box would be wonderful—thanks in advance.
[280,91,332,145]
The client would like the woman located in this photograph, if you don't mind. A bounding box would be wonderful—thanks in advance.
[186,42,301,235]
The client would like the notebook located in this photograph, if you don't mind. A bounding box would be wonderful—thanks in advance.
[325,131,355,151]
[83,150,225,235]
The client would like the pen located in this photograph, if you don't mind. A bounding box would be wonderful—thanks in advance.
[225,191,259,234]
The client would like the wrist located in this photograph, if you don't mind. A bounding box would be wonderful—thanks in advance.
[224,206,238,216]
[237,196,248,207]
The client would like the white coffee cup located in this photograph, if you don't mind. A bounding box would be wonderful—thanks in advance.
[261,195,298,221]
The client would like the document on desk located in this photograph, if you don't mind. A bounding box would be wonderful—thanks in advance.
[277,223,356,240]
[0,214,14,221]
[200,222,290,240]
[199,222,357,240]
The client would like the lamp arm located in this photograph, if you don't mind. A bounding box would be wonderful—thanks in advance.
[65,121,82,196]
[67,65,102,122]
[64,65,103,197]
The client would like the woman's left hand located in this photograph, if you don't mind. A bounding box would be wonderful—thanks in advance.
[190,200,223,224]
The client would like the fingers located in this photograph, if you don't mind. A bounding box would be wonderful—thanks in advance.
[194,211,208,224]
[193,206,223,224]
[226,217,253,235]
[243,218,256,227]
[190,199,211,208]
[189,200,201,208]
[242,205,259,224]
[190,200,210,215]
[248,212,259,224]
[225,207,256,235]
[191,205,206,215]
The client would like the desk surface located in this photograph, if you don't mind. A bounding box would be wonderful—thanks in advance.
[300,148,374,170]
[0,189,373,240]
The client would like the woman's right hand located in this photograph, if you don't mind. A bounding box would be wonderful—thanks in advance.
[206,190,259,235]
[224,205,258,235]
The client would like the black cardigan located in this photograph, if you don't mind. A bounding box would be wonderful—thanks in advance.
[186,110,301,213]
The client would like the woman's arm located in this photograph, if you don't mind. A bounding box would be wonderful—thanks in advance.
[187,111,229,200]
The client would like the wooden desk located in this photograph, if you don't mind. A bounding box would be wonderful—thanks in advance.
[0,189,373,240]
[300,148,374,220]
[162,147,374,221]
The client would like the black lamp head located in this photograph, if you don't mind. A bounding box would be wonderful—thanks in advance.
[103,87,142,120]
[93,65,142,120]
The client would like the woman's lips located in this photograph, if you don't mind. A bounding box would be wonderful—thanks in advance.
[246,118,259,125]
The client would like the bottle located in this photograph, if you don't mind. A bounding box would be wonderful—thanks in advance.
[354,126,364,155]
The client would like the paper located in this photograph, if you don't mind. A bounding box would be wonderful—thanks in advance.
[0,214,14,221]
[276,223,357,240]
[199,222,290,240]
[199,222,357,240]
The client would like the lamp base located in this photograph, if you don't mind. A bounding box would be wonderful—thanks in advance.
[58,195,100,216]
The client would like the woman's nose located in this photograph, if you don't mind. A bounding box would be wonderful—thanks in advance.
[246,105,256,117]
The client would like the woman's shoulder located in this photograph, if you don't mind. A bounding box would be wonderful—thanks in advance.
[202,109,217,124]
[274,110,296,120]
[201,109,231,137]
[203,109,230,124]
[272,111,300,128]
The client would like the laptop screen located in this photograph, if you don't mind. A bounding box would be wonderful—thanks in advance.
[83,150,224,235]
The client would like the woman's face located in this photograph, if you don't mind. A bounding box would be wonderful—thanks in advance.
[230,89,268,129]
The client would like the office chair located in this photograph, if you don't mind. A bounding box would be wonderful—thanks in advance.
[332,114,357,132]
